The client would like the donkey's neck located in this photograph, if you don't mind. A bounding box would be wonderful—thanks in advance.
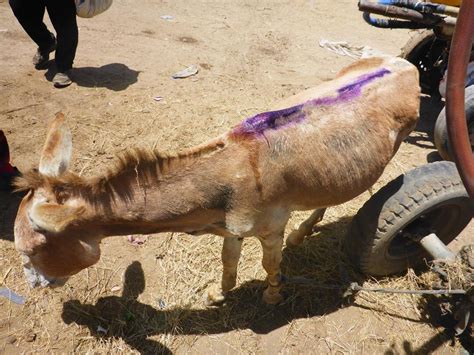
[72,143,233,237]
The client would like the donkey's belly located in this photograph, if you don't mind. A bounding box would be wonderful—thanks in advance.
[283,145,392,210]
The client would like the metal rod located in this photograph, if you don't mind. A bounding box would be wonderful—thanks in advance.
[281,277,467,295]
[363,11,434,29]
[359,0,439,24]
[418,233,456,261]
[378,0,459,17]
[349,283,466,295]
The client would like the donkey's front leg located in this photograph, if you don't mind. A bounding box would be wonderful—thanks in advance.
[259,234,284,304]
[206,236,243,305]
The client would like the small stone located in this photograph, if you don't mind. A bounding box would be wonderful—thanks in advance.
[6,335,17,344]
[25,332,36,342]
[111,286,121,292]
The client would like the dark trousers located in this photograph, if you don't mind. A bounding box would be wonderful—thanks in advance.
[9,0,78,72]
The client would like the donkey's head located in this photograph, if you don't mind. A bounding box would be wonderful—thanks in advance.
[14,113,101,288]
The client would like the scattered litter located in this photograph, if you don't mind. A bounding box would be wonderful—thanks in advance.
[172,65,199,79]
[0,287,25,305]
[110,285,121,292]
[127,235,147,245]
[97,325,107,334]
[153,96,163,102]
[157,298,166,309]
[319,39,385,59]
[160,15,174,21]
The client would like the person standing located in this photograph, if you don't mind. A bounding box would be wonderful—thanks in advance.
[9,0,78,88]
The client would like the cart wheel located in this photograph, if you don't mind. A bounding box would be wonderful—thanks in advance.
[400,30,449,96]
[434,85,474,161]
[345,161,473,276]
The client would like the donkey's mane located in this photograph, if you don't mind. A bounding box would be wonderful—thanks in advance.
[15,138,226,198]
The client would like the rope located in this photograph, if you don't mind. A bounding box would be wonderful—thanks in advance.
[281,275,467,295]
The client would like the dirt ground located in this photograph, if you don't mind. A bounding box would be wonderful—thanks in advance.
[0,0,472,353]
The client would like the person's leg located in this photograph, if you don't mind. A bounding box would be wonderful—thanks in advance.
[9,0,53,50]
[45,0,78,73]
[9,0,56,69]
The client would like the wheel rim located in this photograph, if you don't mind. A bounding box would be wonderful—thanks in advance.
[387,198,472,260]
[409,37,448,94]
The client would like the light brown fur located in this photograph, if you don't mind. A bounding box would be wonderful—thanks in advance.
[14,56,420,304]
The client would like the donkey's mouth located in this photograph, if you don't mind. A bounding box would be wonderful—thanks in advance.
[21,255,69,288]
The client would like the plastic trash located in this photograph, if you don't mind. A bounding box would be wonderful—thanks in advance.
[157,298,166,309]
[172,65,199,79]
[319,39,384,59]
[97,325,107,334]
[127,235,147,245]
[0,287,25,305]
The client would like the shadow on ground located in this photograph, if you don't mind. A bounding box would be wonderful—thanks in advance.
[404,96,444,152]
[45,63,140,91]
[384,294,473,354]
[61,212,472,354]
[62,217,362,354]
[0,190,24,241]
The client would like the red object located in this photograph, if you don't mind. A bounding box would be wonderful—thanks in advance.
[445,0,474,199]
[0,130,15,174]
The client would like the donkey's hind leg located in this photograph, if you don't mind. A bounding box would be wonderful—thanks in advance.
[286,208,326,247]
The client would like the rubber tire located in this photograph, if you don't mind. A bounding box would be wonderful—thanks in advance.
[400,30,448,96]
[345,161,473,276]
[434,85,474,161]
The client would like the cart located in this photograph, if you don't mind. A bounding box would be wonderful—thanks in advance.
[359,0,474,161]
[344,0,473,341]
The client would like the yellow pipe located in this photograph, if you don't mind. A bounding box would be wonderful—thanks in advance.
[431,0,461,7]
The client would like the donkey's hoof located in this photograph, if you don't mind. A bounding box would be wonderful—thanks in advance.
[262,289,283,305]
[204,286,226,306]
[286,230,305,247]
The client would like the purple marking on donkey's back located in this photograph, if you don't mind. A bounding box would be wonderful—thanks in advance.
[232,68,391,137]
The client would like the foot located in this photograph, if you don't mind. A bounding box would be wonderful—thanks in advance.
[262,288,283,305]
[53,71,72,88]
[286,229,306,247]
[33,36,56,70]
[204,285,226,306]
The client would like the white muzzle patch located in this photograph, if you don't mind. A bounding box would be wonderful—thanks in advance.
[21,255,68,288]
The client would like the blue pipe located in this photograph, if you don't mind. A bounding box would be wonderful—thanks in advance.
[363,12,434,29]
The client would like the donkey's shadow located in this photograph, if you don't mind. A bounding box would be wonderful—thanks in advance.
[62,218,360,354]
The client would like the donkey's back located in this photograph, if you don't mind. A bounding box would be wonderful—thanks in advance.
[225,56,420,213]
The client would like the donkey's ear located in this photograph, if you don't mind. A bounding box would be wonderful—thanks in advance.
[28,202,85,234]
[39,112,72,177]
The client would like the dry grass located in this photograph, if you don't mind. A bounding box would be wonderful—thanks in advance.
[2,193,469,353]
[0,0,470,351]
[1,114,469,353]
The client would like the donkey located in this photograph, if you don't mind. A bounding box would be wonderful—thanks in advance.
[14,56,419,305]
